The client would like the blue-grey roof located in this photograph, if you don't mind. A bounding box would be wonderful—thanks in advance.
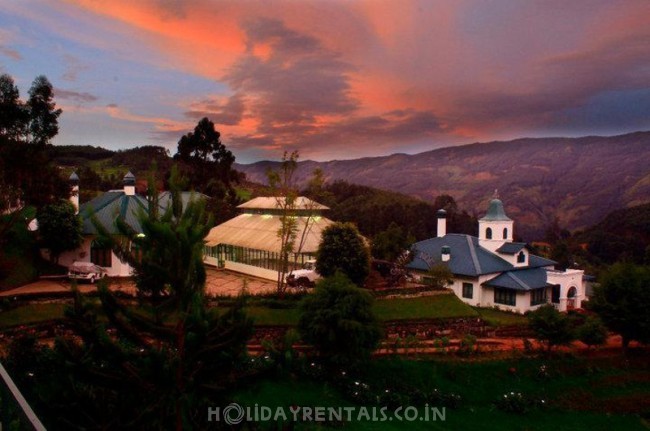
[483,267,551,291]
[528,254,556,268]
[407,234,557,277]
[69,172,80,182]
[407,234,514,277]
[496,242,527,254]
[480,198,512,221]
[79,190,207,235]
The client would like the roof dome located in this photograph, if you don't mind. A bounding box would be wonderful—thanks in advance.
[123,171,136,186]
[480,198,512,221]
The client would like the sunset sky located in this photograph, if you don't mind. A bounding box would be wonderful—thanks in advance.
[1,0,649,163]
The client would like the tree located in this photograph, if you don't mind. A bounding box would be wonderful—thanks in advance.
[298,272,382,368]
[371,222,413,261]
[425,262,454,289]
[317,222,370,286]
[27,75,61,147]
[61,168,253,429]
[577,316,608,349]
[37,200,82,264]
[589,263,650,352]
[174,117,236,195]
[0,73,27,140]
[527,304,576,353]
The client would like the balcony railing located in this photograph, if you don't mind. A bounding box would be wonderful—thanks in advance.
[0,362,46,430]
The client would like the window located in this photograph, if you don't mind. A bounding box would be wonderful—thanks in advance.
[517,251,526,263]
[462,283,473,299]
[486,227,493,239]
[530,288,547,306]
[503,228,508,239]
[90,240,112,267]
[494,288,516,306]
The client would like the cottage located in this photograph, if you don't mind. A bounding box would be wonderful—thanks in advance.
[56,172,205,277]
[407,195,586,313]
[203,196,333,281]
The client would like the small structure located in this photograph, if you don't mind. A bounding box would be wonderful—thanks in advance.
[407,194,586,313]
[57,172,205,277]
[203,196,333,281]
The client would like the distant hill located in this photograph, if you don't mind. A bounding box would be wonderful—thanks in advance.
[575,202,650,265]
[235,132,650,240]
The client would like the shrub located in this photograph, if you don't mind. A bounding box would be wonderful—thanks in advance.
[298,272,382,368]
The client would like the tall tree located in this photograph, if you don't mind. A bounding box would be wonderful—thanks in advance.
[174,117,236,195]
[317,222,371,286]
[27,75,61,147]
[63,168,252,429]
[0,73,27,140]
[267,150,300,294]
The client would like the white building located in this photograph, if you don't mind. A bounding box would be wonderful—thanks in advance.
[57,172,205,277]
[203,196,333,281]
[407,195,586,313]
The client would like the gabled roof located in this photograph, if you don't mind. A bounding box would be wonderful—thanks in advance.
[407,234,514,277]
[483,267,551,291]
[496,242,527,254]
[238,196,329,211]
[79,190,206,235]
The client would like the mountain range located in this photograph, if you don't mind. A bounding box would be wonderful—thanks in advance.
[235,131,650,240]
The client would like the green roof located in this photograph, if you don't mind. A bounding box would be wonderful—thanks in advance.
[480,198,512,221]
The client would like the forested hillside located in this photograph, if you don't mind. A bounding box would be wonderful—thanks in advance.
[236,132,650,240]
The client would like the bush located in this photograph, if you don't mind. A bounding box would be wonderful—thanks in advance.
[527,304,576,352]
[298,273,382,368]
[577,316,608,348]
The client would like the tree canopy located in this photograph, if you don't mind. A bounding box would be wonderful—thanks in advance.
[174,117,237,196]
[37,200,82,264]
[589,262,650,351]
[317,222,371,286]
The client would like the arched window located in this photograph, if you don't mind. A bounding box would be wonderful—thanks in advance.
[517,251,526,263]
[91,240,112,267]
[486,227,493,239]
[503,228,508,239]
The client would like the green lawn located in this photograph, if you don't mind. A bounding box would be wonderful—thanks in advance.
[473,307,529,327]
[0,303,67,328]
[233,356,650,430]
[373,294,478,321]
[0,294,481,328]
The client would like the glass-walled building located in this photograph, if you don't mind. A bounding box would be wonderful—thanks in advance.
[203,197,332,281]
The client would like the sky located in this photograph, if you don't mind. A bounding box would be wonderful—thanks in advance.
[0,0,649,163]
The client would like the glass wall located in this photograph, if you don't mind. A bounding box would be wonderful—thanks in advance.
[204,244,315,272]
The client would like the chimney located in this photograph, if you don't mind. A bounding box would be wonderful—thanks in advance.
[437,209,447,237]
[69,171,80,213]
[123,171,136,196]
[441,245,451,262]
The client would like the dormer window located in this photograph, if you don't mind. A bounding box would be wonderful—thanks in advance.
[503,228,508,239]
[486,227,493,239]
[517,251,526,263]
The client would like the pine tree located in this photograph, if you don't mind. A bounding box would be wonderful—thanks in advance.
[62,168,252,429]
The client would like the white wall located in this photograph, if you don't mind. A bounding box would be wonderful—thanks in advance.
[546,269,585,312]
[57,236,134,277]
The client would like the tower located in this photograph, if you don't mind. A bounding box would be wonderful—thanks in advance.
[69,171,80,213]
[123,171,136,196]
[478,190,513,252]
